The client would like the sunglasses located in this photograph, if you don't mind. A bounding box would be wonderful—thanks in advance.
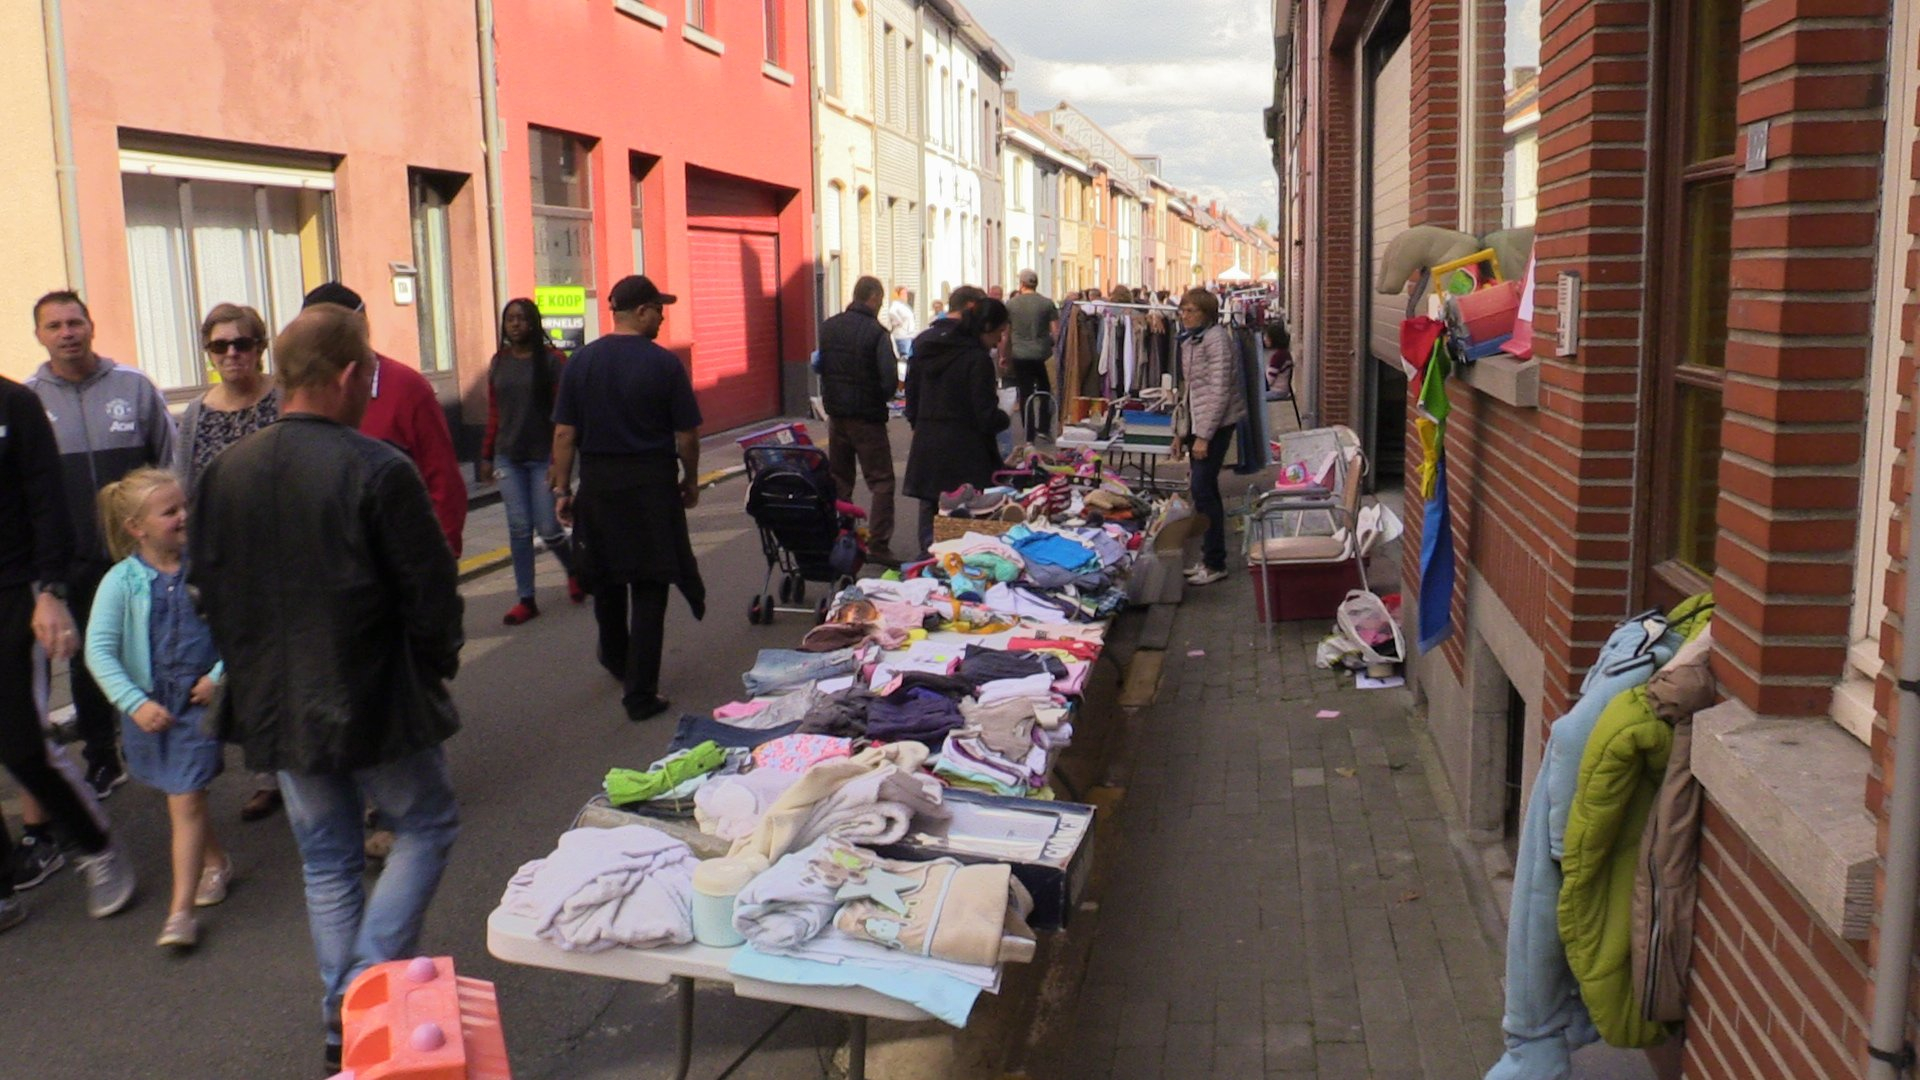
[206,337,263,355]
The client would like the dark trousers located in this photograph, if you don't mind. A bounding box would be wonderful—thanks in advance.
[67,562,115,772]
[1010,358,1053,440]
[827,415,896,552]
[1189,426,1234,572]
[0,585,109,898]
[594,580,671,717]
[917,499,939,559]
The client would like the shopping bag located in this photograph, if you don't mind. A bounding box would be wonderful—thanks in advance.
[1336,589,1404,666]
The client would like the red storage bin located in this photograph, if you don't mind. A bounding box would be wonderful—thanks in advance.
[1248,560,1366,623]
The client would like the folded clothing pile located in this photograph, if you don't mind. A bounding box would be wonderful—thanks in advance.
[500,825,697,952]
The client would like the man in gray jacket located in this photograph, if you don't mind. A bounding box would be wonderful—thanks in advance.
[25,291,174,801]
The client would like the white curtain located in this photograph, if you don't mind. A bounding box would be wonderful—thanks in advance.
[263,188,306,339]
[122,174,195,388]
[190,181,266,319]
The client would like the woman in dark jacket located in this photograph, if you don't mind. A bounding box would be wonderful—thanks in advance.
[903,298,1012,554]
[477,298,579,624]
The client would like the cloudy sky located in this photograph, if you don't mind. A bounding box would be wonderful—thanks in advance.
[966,0,1277,226]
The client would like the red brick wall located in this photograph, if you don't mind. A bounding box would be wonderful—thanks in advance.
[1685,803,1870,1079]
[1317,0,1367,430]
[1711,0,1887,720]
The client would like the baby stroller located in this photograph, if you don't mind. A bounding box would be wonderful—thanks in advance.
[742,443,865,624]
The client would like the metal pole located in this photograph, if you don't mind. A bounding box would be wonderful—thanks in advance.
[1867,357,1920,1080]
[474,0,509,309]
[846,1015,868,1080]
[41,0,84,293]
[672,975,694,1080]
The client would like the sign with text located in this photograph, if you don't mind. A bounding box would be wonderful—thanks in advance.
[536,286,588,354]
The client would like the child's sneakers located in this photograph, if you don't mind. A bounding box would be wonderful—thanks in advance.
[194,855,234,907]
[75,845,135,919]
[157,911,197,949]
[10,833,63,890]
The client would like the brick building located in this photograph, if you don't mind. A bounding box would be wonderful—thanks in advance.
[1275,0,1920,1074]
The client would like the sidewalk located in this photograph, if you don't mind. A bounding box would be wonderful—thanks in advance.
[1032,538,1508,1079]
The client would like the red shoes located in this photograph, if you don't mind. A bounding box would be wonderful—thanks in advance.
[567,576,587,604]
[503,600,540,625]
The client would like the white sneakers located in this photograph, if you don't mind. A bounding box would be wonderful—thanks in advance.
[75,845,135,919]
[1185,564,1230,586]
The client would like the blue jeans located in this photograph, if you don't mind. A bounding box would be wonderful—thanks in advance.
[279,746,460,1045]
[495,457,573,601]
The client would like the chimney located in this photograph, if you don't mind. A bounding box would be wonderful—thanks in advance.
[1005,89,1019,113]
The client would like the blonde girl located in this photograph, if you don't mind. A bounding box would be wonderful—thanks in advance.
[83,467,232,948]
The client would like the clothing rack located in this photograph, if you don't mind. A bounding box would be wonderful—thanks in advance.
[1072,300,1167,312]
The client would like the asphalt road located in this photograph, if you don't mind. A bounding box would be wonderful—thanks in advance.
[0,451,904,1080]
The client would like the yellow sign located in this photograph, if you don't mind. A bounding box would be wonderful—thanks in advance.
[534,285,587,316]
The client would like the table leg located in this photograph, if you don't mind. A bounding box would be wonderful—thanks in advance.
[847,1014,868,1080]
[673,975,694,1080]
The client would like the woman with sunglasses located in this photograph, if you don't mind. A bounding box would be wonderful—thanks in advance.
[172,303,283,823]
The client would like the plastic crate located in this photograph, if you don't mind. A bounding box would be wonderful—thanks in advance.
[735,422,813,450]
[1248,559,1367,623]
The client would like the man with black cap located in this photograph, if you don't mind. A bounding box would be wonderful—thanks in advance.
[301,283,467,557]
[548,275,705,722]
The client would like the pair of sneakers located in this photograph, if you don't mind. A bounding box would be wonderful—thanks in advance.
[1185,562,1229,586]
[0,843,136,934]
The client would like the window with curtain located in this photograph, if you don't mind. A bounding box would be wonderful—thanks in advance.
[821,0,839,96]
[408,170,463,374]
[1464,0,1541,238]
[1645,0,1739,600]
[121,166,334,390]
[530,126,597,307]
[762,0,781,64]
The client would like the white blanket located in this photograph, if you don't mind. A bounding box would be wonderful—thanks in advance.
[501,825,696,953]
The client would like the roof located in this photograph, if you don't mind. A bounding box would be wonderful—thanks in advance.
[1006,108,1091,174]
[924,0,1013,74]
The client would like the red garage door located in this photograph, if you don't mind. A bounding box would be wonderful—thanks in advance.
[687,175,784,433]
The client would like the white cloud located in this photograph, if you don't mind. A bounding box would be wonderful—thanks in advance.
[1029,60,1271,111]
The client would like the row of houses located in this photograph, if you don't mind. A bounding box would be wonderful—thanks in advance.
[1268,0,1920,1075]
[0,0,1277,447]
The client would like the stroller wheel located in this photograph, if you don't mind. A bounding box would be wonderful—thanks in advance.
[777,576,793,604]
[813,596,830,625]
[764,594,779,623]
[792,578,806,604]
[748,595,765,624]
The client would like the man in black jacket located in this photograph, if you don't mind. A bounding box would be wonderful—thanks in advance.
[191,303,462,1072]
[0,374,137,930]
[818,275,900,563]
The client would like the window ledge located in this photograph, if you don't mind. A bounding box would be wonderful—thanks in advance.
[1692,699,1877,941]
[762,61,795,86]
[683,25,724,55]
[613,0,667,28]
[1453,353,1539,408]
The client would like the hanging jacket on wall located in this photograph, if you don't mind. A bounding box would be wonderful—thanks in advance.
[1486,607,1687,1080]
[1630,623,1717,1026]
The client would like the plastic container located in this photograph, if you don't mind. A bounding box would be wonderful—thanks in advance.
[1248,560,1367,623]
[691,856,766,947]
[335,956,511,1079]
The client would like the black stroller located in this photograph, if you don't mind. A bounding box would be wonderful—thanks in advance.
[742,443,865,624]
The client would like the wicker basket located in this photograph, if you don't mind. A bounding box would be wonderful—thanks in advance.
[931,514,1020,542]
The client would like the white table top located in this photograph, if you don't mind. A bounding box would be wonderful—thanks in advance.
[486,907,936,1023]
[1110,439,1176,457]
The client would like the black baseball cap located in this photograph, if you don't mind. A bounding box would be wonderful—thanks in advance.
[302,282,365,312]
[608,275,678,312]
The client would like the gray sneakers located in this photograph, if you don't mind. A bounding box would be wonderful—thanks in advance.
[75,846,135,918]
[0,895,25,933]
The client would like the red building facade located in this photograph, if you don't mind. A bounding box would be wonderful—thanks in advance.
[1279,0,1920,1075]
[494,0,816,432]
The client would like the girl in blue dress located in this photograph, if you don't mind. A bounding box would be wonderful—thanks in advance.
[84,467,232,949]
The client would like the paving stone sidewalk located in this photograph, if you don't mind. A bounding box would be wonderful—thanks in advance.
[1050,555,1506,1079]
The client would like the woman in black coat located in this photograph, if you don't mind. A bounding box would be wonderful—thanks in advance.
[903,298,1012,554]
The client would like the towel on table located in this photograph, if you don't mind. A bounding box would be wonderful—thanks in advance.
[694,768,806,840]
[732,837,870,950]
[834,857,1037,967]
[499,825,696,952]
[732,742,949,862]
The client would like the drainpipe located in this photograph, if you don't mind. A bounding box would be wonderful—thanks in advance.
[41,0,84,293]
[474,0,509,309]
[1869,356,1920,1080]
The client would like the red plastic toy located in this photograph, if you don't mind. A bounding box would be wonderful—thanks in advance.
[331,956,512,1079]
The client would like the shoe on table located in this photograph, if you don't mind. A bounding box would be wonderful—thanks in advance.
[503,599,540,626]
[1188,566,1230,586]
[75,846,135,918]
[157,911,198,949]
[85,761,126,800]
[240,787,282,823]
[10,834,65,890]
[0,895,25,934]
[625,695,672,723]
[195,855,234,908]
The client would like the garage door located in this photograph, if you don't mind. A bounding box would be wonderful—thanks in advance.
[688,175,784,433]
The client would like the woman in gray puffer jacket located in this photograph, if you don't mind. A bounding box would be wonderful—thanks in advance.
[1177,288,1248,584]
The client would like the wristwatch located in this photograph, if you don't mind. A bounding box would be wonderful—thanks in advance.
[37,582,69,602]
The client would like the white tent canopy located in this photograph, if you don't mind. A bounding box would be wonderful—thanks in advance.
[1259,269,1279,282]
[1217,265,1252,283]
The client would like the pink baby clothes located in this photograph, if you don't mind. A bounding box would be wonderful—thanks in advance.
[753,734,855,773]
[714,700,772,721]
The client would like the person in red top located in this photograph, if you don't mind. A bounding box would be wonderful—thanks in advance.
[301,284,467,557]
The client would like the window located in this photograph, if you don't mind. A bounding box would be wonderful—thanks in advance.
[408,170,462,374]
[881,26,897,126]
[856,187,873,274]
[629,153,657,275]
[762,0,781,65]
[119,149,336,390]
[1464,0,1541,236]
[685,0,705,31]
[530,126,597,312]
[821,0,839,97]
[1644,0,1739,600]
